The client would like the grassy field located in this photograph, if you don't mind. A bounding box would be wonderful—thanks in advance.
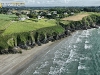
[0,14,30,30]
[61,12,100,21]
[60,12,100,25]
[0,14,57,35]
[0,20,11,30]
[0,14,17,20]
[62,12,90,21]
[0,12,100,49]
[2,19,57,35]
[0,12,99,35]
[0,14,17,30]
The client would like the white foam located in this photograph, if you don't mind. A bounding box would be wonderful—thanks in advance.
[84,44,92,49]
[80,57,91,61]
[78,65,86,70]
[69,50,77,58]
[53,59,65,66]
[49,67,60,75]
[69,45,71,48]
[65,58,78,64]
[59,67,65,73]
[85,40,89,43]
[98,29,100,34]
[76,38,82,43]
[33,70,39,74]
[73,45,77,48]
[79,30,91,38]
[39,61,49,69]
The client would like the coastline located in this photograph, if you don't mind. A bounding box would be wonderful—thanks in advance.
[0,7,100,75]
[0,29,96,75]
[0,42,53,75]
[0,37,67,75]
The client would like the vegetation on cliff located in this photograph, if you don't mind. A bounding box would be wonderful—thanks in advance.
[60,13,100,30]
[0,11,100,54]
[0,22,64,54]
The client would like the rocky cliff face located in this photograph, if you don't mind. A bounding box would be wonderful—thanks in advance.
[0,14,100,54]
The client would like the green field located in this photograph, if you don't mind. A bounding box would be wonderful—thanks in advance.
[0,12,99,35]
[0,12,100,50]
[0,20,11,30]
[0,14,58,35]
[0,14,17,20]
[0,14,17,30]
[0,14,65,49]
[0,15,57,35]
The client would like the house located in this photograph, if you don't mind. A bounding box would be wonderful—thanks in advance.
[19,17,26,21]
[53,11,57,14]
[38,16,44,19]
[47,13,51,15]
[64,12,68,15]
[71,12,74,15]
[26,16,29,19]
[38,16,41,19]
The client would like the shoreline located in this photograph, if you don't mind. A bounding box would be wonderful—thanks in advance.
[0,42,53,75]
[13,29,97,75]
[0,29,95,75]
[0,37,67,75]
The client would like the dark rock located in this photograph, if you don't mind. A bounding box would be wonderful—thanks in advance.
[0,49,9,54]
[65,30,71,36]
[41,39,49,44]
[26,41,32,46]
[36,40,41,46]
[26,41,36,48]
[8,47,21,54]
[47,36,55,41]
[30,42,36,48]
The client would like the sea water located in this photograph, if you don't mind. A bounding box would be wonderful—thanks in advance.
[20,28,100,75]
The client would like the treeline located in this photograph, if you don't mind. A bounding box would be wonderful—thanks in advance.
[1,7,100,18]
[83,7,100,12]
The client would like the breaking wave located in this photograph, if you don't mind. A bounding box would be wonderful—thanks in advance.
[21,28,100,75]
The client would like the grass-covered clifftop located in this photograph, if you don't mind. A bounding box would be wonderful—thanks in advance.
[0,25,64,48]
[0,15,65,54]
[3,19,58,35]
[0,12,100,54]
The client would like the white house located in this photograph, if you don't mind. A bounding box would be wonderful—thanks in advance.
[64,12,68,15]
[38,16,41,20]
[53,11,57,14]
[71,12,74,15]
[19,17,26,21]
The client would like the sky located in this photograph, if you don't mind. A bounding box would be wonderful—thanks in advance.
[0,0,100,6]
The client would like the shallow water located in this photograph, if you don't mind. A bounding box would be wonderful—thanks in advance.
[21,28,100,75]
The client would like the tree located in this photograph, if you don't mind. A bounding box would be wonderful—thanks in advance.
[82,17,90,28]
[27,14,37,19]
[16,12,21,18]
[86,16,93,25]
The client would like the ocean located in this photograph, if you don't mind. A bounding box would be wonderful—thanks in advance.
[20,28,100,75]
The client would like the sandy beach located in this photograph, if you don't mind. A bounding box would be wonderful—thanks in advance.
[0,41,56,75]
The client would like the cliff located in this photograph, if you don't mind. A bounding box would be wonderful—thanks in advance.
[0,14,100,54]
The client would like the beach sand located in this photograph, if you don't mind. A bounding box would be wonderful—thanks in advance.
[0,40,63,75]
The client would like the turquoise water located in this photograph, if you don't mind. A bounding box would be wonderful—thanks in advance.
[21,28,100,75]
